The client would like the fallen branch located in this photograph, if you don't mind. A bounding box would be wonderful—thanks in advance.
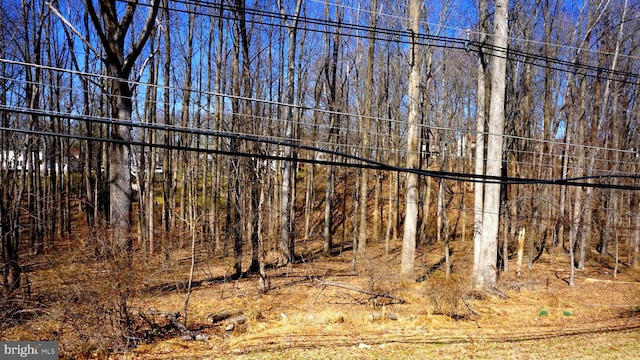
[207,309,243,324]
[315,280,405,305]
[142,308,209,341]
[165,312,191,335]
[487,286,509,299]
[368,312,398,322]
[462,296,482,317]
[584,278,636,284]
[225,315,248,333]
[138,308,160,331]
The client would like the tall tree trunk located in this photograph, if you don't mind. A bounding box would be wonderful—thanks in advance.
[541,0,556,253]
[596,0,627,260]
[634,194,639,268]
[476,0,508,289]
[278,0,303,265]
[138,25,158,257]
[0,43,22,292]
[400,0,422,279]
[84,0,160,254]
[472,0,488,279]
[356,0,378,261]
[322,3,342,256]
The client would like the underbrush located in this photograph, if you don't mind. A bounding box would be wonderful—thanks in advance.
[424,272,480,320]
[1,229,192,358]
[2,236,639,359]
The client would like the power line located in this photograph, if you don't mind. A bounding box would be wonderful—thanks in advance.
[3,0,638,186]
[1,105,639,191]
[306,0,640,62]
[1,67,637,178]
[1,58,635,161]
[10,1,635,150]
[117,0,640,85]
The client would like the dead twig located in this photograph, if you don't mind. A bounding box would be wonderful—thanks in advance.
[315,280,405,305]
[462,295,482,317]
[141,308,209,341]
[137,308,159,331]
[165,312,194,337]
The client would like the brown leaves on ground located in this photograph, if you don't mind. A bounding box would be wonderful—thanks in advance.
[2,238,640,359]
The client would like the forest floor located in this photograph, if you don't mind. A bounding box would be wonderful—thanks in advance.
[3,236,640,359]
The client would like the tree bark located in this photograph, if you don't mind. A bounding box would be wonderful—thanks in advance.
[356,0,378,261]
[476,0,508,289]
[400,0,422,279]
[322,3,342,256]
[278,0,303,265]
[634,195,639,268]
[472,0,488,280]
[84,0,160,254]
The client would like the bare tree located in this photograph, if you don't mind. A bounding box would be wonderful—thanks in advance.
[354,0,378,262]
[475,0,508,289]
[322,2,343,256]
[277,0,303,265]
[472,0,489,280]
[83,0,160,253]
[400,0,423,279]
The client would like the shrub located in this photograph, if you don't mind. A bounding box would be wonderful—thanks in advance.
[425,273,474,320]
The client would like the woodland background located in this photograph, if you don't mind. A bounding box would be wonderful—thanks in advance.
[1,0,639,356]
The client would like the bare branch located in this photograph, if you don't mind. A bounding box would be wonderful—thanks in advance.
[123,0,160,77]
[81,0,117,62]
[45,2,101,59]
[120,0,137,32]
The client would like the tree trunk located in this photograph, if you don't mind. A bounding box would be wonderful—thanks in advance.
[278,0,303,265]
[109,84,134,253]
[322,3,342,256]
[472,0,488,280]
[400,0,422,279]
[356,0,378,260]
[634,195,639,268]
[476,0,508,289]
[85,0,160,255]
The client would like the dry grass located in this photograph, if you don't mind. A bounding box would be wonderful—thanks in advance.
[2,236,640,359]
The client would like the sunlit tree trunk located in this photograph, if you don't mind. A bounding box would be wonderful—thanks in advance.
[177,1,196,242]
[84,0,160,254]
[277,0,303,265]
[540,0,556,255]
[595,0,627,262]
[355,0,378,261]
[476,0,508,289]
[634,195,639,268]
[400,0,422,279]
[472,0,488,280]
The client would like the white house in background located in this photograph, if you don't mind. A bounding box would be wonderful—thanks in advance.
[0,150,45,171]
[0,150,73,174]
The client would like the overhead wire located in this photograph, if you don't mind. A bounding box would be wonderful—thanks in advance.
[0,63,637,178]
[1,69,636,179]
[1,1,637,190]
[119,0,640,85]
[5,0,639,152]
[306,0,640,62]
[0,57,634,160]
[1,104,639,191]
